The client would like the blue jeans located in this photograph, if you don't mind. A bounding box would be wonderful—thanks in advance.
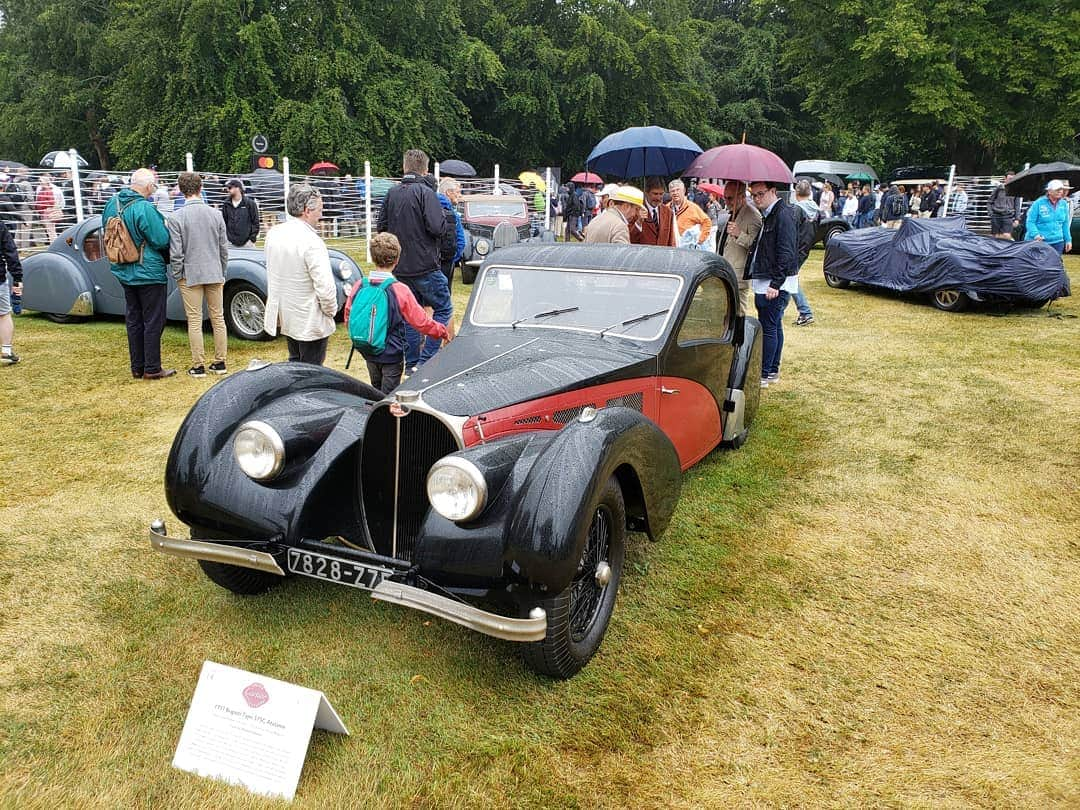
[755,290,790,377]
[792,288,812,318]
[398,270,453,368]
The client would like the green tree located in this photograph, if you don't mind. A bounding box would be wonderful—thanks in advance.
[0,0,115,167]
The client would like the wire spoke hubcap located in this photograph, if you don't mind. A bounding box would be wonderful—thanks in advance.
[230,290,265,337]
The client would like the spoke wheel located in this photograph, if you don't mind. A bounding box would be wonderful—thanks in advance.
[932,289,967,312]
[522,476,626,679]
[224,281,271,340]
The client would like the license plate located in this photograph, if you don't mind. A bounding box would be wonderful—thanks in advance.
[287,548,393,591]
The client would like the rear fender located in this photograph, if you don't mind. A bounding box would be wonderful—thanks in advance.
[21,252,93,316]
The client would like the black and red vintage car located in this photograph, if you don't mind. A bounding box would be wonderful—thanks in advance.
[150,244,763,678]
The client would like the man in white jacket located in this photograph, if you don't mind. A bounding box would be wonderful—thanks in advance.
[263,184,338,364]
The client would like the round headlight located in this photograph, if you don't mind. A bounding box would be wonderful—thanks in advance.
[426,457,487,522]
[336,260,354,280]
[475,238,491,256]
[233,420,285,480]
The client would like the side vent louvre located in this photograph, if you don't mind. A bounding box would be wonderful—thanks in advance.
[605,392,644,412]
[553,404,596,424]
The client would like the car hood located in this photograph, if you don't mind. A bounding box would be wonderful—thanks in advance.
[406,331,657,416]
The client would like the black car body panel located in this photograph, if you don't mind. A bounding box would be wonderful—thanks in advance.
[156,243,763,675]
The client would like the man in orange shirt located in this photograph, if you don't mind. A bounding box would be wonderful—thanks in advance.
[668,179,712,249]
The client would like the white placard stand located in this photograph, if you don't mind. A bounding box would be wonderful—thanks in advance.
[172,660,349,801]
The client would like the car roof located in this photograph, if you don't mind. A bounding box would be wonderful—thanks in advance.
[481,243,736,285]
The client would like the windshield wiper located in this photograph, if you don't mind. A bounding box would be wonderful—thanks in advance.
[597,308,670,338]
[510,306,580,329]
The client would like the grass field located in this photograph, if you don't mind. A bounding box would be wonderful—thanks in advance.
[1,254,1078,808]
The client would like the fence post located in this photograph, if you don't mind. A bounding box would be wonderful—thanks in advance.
[185,152,194,172]
[494,163,500,195]
[282,156,290,212]
[434,162,440,185]
[942,164,956,217]
[544,167,552,231]
[69,148,84,224]
[364,160,372,265]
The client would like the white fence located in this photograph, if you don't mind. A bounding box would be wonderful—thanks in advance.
[1,149,556,262]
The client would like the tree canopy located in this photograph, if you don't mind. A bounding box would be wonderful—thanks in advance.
[0,0,1076,174]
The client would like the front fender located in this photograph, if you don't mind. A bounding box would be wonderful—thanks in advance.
[165,362,382,544]
[508,407,681,590]
[21,252,93,316]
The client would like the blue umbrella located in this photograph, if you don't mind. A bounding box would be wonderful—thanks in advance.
[586,126,703,179]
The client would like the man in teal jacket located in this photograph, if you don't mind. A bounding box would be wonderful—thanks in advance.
[102,168,175,379]
[1024,179,1073,255]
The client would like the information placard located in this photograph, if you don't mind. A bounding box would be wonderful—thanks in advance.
[172,661,348,801]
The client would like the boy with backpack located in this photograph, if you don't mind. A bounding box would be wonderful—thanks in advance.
[343,232,451,394]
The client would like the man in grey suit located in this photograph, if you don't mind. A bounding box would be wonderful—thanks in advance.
[168,172,231,377]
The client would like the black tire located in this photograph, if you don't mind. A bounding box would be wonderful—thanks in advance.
[223,281,272,340]
[931,289,968,312]
[198,559,282,595]
[522,477,626,679]
[824,225,847,245]
[460,262,477,285]
[823,271,850,289]
[43,312,88,324]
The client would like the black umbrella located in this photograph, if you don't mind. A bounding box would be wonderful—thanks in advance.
[39,150,88,169]
[0,160,27,171]
[439,159,476,178]
[1004,161,1080,199]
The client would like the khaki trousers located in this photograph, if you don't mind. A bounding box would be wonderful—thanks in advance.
[178,279,227,366]
[738,279,753,316]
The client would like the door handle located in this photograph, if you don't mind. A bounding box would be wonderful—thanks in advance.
[661,386,680,395]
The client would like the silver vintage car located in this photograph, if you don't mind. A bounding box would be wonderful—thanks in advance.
[21,215,360,339]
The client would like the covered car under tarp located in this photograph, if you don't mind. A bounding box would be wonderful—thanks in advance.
[823,217,1070,305]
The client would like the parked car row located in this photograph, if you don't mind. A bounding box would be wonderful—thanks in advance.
[19,215,360,338]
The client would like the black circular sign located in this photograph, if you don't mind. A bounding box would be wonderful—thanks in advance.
[251,134,269,154]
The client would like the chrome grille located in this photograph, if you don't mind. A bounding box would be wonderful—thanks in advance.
[360,405,459,561]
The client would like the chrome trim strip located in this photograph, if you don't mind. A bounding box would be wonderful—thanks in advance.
[408,338,542,397]
[391,414,401,559]
[722,387,746,442]
[371,581,547,642]
[148,527,285,576]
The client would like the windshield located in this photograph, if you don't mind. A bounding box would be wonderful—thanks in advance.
[470,266,682,340]
[465,200,527,218]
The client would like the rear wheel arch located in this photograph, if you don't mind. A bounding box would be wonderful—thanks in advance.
[612,462,650,537]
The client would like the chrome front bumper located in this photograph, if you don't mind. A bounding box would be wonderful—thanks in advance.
[148,522,547,642]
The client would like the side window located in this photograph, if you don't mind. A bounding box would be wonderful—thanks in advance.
[677,277,730,345]
[83,229,105,262]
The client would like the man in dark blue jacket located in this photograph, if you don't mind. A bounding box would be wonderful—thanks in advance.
[0,219,23,364]
[747,181,799,386]
[376,149,451,370]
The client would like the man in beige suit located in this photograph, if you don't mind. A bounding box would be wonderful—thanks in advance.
[718,180,763,314]
[585,186,647,244]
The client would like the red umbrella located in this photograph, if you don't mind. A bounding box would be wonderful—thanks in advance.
[309,161,340,176]
[570,171,603,185]
[698,181,725,196]
[683,144,793,184]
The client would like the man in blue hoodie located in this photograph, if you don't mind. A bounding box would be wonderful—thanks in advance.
[102,168,175,379]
